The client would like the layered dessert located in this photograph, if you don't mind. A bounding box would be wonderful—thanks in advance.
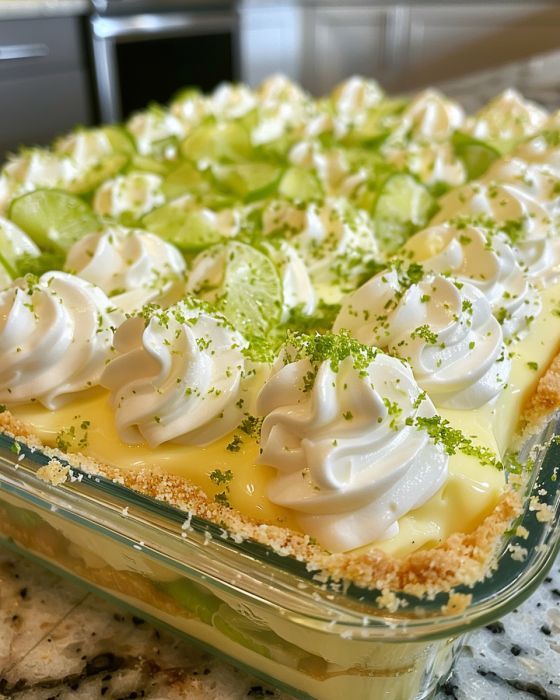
[0,76,559,607]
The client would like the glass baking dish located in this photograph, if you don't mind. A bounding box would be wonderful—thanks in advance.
[0,412,558,700]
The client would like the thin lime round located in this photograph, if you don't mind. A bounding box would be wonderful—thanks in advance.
[278,166,322,202]
[181,122,252,163]
[374,173,435,254]
[162,161,213,200]
[220,242,282,335]
[142,199,225,252]
[9,189,99,253]
[214,162,282,202]
[68,152,129,194]
[452,131,500,180]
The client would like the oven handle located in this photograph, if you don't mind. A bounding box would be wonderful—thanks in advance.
[0,43,49,61]
[92,11,236,42]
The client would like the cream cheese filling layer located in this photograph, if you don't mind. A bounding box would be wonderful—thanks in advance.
[9,282,560,557]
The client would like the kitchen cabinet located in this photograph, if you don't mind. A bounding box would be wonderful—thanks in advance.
[300,5,393,96]
[0,16,92,160]
[242,2,560,97]
[239,4,303,88]
[394,4,560,91]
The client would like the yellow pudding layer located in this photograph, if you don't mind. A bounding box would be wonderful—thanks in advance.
[9,282,560,557]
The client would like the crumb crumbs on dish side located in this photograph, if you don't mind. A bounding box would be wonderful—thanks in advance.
[0,407,523,604]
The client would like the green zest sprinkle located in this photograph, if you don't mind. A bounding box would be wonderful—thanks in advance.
[239,415,263,439]
[283,330,379,379]
[226,435,243,452]
[214,492,230,506]
[209,468,234,486]
[383,397,403,430]
[210,468,234,508]
[415,415,501,469]
[411,324,439,345]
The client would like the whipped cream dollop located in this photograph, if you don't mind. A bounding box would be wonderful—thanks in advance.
[331,76,384,120]
[93,172,165,222]
[169,89,208,131]
[0,149,78,211]
[513,119,560,178]
[465,89,548,146]
[432,170,560,284]
[289,140,367,196]
[66,226,186,313]
[433,178,555,242]
[251,75,309,146]
[392,89,465,142]
[54,128,118,168]
[261,198,378,296]
[256,335,448,552]
[100,301,250,447]
[482,158,560,207]
[127,106,185,156]
[385,141,466,188]
[334,267,510,409]
[0,272,118,409]
[258,74,308,111]
[209,82,257,119]
[403,223,542,340]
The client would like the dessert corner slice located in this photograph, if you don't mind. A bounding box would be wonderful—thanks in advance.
[0,404,522,602]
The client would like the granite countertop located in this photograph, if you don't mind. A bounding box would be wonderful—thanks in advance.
[0,544,558,700]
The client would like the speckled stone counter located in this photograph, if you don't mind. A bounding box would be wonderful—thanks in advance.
[0,544,558,700]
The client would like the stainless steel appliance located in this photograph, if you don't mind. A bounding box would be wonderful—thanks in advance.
[90,0,238,122]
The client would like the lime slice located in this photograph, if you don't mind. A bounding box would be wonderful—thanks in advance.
[0,218,40,277]
[181,122,252,163]
[9,190,99,253]
[52,125,133,194]
[68,152,129,194]
[0,261,12,289]
[278,166,322,201]
[213,162,282,202]
[13,250,65,278]
[158,578,220,625]
[374,173,435,254]
[103,125,136,155]
[342,98,406,146]
[452,131,500,180]
[130,154,173,175]
[162,161,213,200]
[215,241,282,335]
[142,199,225,252]
[213,606,271,657]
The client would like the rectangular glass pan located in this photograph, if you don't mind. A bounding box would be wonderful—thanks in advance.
[0,414,558,700]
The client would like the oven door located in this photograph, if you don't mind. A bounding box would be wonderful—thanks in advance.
[91,10,239,122]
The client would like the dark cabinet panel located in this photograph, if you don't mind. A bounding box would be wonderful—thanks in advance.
[0,16,92,161]
[0,69,92,159]
[0,17,86,80]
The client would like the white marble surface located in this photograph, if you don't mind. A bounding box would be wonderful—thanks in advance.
[0,544,558,699]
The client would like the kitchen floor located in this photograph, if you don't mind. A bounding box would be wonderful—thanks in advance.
[0,545,558,699]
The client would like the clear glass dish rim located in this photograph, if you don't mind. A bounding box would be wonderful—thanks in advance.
[0,411,558,644]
